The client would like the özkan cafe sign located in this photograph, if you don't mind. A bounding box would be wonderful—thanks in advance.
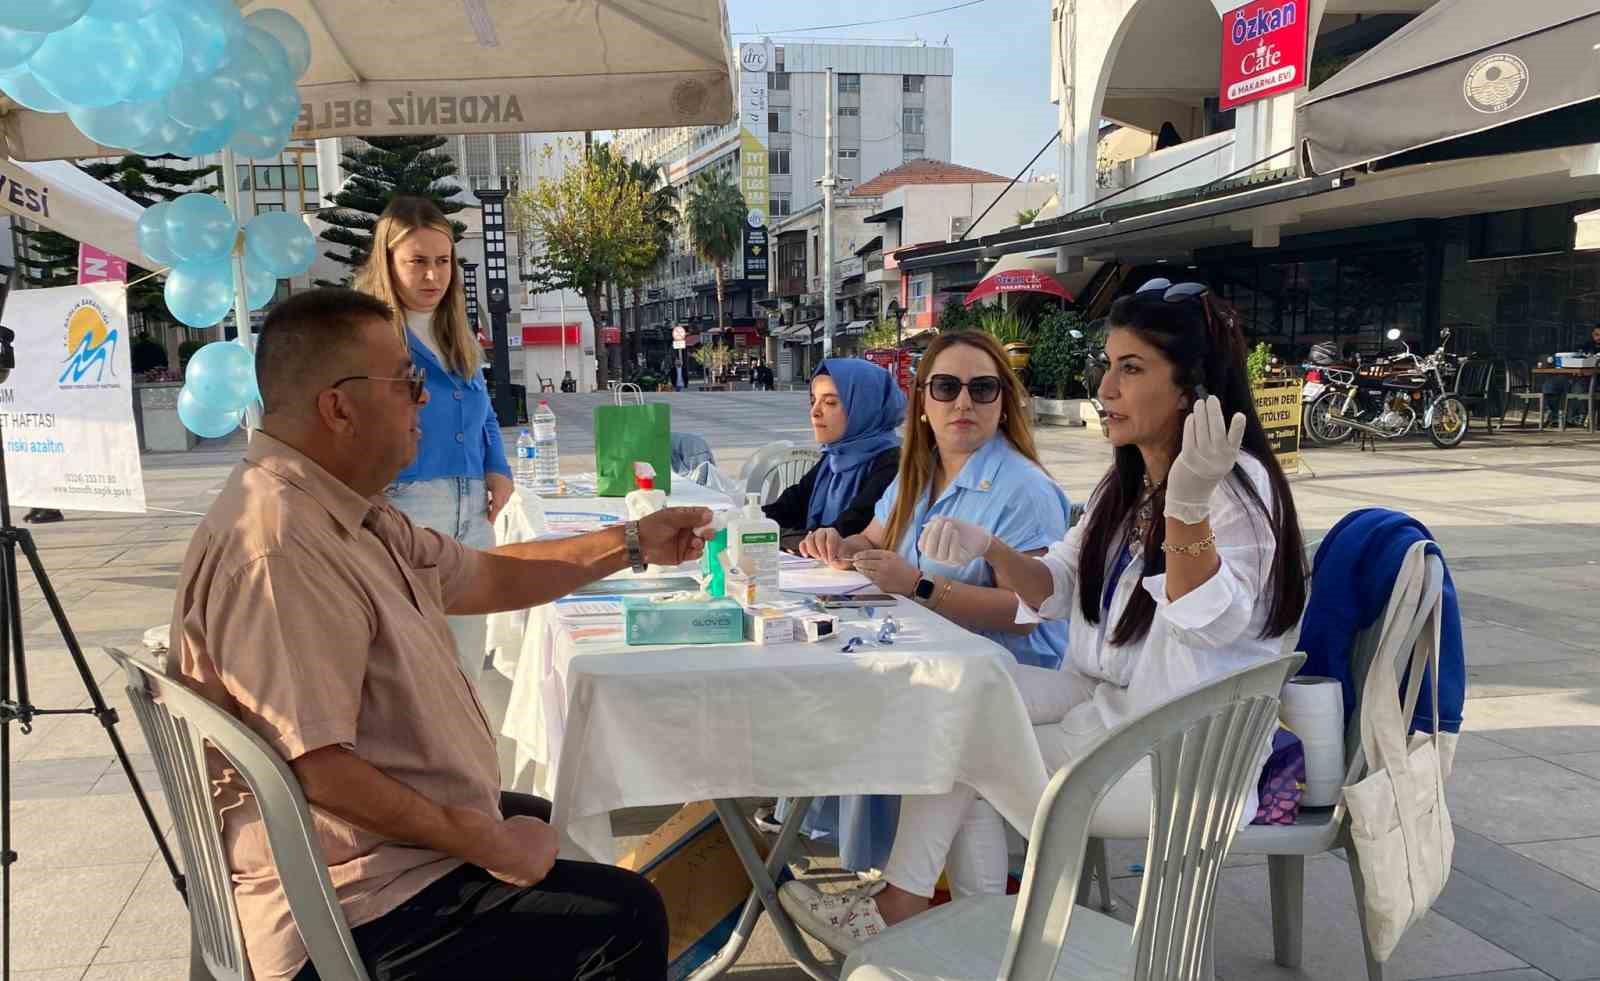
[1218,0,1309,111]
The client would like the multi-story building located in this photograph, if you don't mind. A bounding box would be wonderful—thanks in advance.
[899,1,1600,372]
[613,41,955,347]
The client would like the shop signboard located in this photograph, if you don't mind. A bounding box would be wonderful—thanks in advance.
[1219,0,1309,111]
[1252,378,1303,473]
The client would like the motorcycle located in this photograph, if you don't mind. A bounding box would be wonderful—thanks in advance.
[1306,328,1468,449]
[1070,327,1109,422]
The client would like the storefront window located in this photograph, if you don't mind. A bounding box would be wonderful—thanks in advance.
[1208,248,1423,357]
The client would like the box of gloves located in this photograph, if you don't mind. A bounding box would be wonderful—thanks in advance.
[622,596,746,646]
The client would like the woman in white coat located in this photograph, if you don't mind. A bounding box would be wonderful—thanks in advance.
[780,280,1308,952]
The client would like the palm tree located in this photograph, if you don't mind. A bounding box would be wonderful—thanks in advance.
[685,171,747,357]
[627,160,679,368]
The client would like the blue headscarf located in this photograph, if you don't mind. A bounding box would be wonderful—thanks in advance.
[805,358,906,529]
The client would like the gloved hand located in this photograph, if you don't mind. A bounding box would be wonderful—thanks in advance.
[918,516,993,566]
[1164,396,1246,524]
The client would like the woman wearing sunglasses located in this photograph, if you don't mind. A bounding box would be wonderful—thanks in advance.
[780,283,1306,951]
[355,196,513,682]
[799,331,1072,672]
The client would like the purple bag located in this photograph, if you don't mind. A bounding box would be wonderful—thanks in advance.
[1252,729,1306,826]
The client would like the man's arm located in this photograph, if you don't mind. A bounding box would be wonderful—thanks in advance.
[292,746,556,887]
[447,506,712,615]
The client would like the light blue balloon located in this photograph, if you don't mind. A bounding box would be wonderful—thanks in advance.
[186,340,257,410]
[227,124,288,161]
[236,260,276,311]
[68,98,166,150]
[130,112,193,156]
[171,0,238,83]
[242,24,292,83]
[0,26,44,71]
[245,211,315,277]
[164,192,236,262]
[136,201,178,267]
[0,67,67,112]
[86,0,162,22]
[244,8,309,79]
[121,10,183,102]
[29,15,142,109]
[166,69,240,130]
[177,117,236,156]
[177,385,242,438]
[0,0,91,34]
[165,256,235,327]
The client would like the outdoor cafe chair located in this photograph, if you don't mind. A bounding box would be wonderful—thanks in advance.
[107,648,370,981]
[842,653,1303,981]
[745,444,821,506]
[1502,359,1547,429]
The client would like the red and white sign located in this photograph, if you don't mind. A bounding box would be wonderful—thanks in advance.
[601,325,622,345]
[1218,0,1309,111]
[76,242,127,285]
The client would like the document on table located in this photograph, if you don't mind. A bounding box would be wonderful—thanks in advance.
[543,510,624,535]
[779,553,873,594]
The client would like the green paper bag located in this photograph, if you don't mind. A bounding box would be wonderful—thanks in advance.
[593,392,672,497]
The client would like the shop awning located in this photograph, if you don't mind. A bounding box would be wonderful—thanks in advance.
[963,262,1073,307]
[839,319,871,335]
[0,0,735,160]
[1300,0,1600,174]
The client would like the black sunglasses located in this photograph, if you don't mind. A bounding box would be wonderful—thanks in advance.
[1136,278,1210,302]
[924,373,1003,404]
[331,364,426,403]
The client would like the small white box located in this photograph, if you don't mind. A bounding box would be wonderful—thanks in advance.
[797,612,838,643]
[744,607,795,644]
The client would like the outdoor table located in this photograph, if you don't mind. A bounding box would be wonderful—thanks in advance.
[1531,366,1598,433]
[501,589,1048,981]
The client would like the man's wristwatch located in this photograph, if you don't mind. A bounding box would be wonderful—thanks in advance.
[624,520,648,573]
[913,576,937,605]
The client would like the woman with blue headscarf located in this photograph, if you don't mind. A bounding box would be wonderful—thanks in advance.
[760,358,905,872]
[764,358,905,549]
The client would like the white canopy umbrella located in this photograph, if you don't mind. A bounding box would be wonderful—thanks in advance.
[0,157,155,268]
[0,0,736,161]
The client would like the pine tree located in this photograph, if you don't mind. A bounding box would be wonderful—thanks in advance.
[316,136,468,282]
[14,155,219,324]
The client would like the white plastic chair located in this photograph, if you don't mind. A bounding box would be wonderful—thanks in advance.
[843,652,1303,981]
[107,649,370,981]
[1228,547,1447,981]
[737,440,794,484]
[746,446,822,506]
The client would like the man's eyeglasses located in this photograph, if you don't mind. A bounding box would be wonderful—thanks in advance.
[924,374,1003,404]
[331,365,426,403]
[1136,278,1210,302]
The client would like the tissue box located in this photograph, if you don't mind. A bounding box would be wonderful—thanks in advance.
[743,606,794,644]
[623,597,746,646]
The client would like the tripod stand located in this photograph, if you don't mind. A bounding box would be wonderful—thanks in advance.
[0,321,185,980]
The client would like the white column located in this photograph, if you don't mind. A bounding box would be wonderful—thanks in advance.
[822,67,836,359]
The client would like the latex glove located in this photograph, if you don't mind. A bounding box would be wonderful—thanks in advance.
[918,516,992,566]
[1164,396,1246,524]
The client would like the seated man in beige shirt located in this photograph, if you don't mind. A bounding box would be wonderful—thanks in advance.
[169,287,711,981]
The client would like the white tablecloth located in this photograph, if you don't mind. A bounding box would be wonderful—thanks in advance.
[502,596,1051,863]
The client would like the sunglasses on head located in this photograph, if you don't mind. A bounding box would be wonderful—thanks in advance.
[1136,278,1210,302]
[924,374,1003,404]
[331,364,426,403]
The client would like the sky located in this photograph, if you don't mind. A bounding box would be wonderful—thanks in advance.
[725,0,1060,180]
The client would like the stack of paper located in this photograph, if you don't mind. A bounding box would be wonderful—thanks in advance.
[778,554,873,594]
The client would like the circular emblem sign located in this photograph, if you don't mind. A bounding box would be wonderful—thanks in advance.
[1463,53,1529,114]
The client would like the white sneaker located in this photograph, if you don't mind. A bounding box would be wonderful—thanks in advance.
[778,879,890,953]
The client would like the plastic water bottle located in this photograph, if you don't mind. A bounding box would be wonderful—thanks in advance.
[513,429,537,491]
[532,400,560,495]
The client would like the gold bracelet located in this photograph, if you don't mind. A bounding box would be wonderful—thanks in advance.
[931,576,956,610]
[1160,533,1216,556]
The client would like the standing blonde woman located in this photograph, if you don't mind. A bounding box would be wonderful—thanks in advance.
[357,196,513,681]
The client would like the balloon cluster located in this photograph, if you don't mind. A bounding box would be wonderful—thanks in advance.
[0,0,310,160]
[138,193,316,327]
[178,339,257,438]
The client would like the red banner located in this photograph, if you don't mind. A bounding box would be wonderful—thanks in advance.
[601,325,622,345]
[1218,0,1309,111]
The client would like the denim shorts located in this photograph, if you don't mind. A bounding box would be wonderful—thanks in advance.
[386,477,496,679]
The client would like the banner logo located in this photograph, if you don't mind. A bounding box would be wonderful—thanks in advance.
[59,300,119,387]
[1463,53,1529,114]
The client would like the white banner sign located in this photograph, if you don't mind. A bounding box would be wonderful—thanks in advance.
[0,284,146,513]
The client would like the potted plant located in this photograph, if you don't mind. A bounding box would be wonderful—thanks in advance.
[979,309,1033,370]
[1028,310,1100,427]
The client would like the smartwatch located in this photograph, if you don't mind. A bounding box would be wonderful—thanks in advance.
[624,520,648,573]
[913,576,937,604]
